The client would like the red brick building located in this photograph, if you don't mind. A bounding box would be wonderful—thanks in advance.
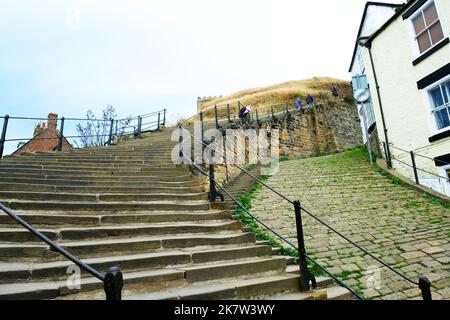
[13,113,73,156]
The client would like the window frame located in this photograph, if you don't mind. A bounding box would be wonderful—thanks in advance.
[408,0,446,59]
[424,74,450,135]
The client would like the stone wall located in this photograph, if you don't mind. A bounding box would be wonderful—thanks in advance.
[211,100,363,184]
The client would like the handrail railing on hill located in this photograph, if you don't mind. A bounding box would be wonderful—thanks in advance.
[0,109,167,158]
[178,114,433,300]
[186,99,318,129]
[379,142,449,186]
[0,202,123,300]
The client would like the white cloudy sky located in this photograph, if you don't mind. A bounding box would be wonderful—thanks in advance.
[0,0,400,153]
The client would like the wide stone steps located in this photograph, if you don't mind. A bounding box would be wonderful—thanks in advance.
[0,190,209,202]
[0,232,257,260]
[0,128,347,300]
[1,199,211,212]
[0,175,202,186]
[0,183,206,194]
[0,256,288,300]
[6,153,177,164]
[0,219,243,242]
[0,167,188,177]
[0,245,274,282]
[123,274,303,300]
[0,163,181,171]
[0,209,232,226]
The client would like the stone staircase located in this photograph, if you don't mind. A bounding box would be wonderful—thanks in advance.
[0,128,351,300]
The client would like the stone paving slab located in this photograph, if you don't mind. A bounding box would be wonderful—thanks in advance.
[250,148,450,300]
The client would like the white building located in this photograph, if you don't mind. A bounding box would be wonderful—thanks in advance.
[350,0,450,197]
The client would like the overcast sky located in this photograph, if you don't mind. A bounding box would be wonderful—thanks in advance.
[0,0,400,153]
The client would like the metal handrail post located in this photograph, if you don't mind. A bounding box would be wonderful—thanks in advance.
[0,115,9,158]
[57,117,65,151]
[294,200,311,292]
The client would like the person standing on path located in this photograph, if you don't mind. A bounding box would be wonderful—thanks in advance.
[306,95,314,108]
[295,97,303,112]
[332,86,339,97]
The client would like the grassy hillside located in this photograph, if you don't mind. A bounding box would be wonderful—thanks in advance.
[199,77,354,119]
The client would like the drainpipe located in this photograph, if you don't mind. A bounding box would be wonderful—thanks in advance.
[366,42,392,168]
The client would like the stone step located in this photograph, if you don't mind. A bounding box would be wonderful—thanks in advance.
[0,220,242,242]
[0,210,232,227]
[0,156,174,164]
[0,256,287,300]
[0,176,203,186]
[0,245,272,282]
[0,191,209,202]
[0,232,256,259]
[0,167,188,177]
[19,151,174,159]
[285,265,335,288]
[124,274,302,300]
[0,182,206,194]
[1,199,211,212]
[0,163,181,171]
[325,286,355,300]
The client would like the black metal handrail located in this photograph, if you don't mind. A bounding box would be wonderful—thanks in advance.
[179,120,433,300]
[380,142,449,183]
[0,202,123,300]
[0,109,166,123]
[198,99,320,129]
[0,109,167,158]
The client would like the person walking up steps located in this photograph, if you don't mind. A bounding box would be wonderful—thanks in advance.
[306,95,314,108]
[295,97,303,112]
[332,86,339,97]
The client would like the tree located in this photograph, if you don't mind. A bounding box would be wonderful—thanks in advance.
[75,105,132,148]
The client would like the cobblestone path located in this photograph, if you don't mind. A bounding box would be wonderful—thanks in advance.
[250,148,450,300]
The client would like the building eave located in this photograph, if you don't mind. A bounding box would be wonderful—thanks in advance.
[349,1,405,72]
[364,0,418,48]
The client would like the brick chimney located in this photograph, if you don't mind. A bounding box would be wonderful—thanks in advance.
[47,113,58,131]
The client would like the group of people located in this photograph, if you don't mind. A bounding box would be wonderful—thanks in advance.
[295,86,339,112]
[238,86,339,121]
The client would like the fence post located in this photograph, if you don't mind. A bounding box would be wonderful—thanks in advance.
[0,115,9,159]
[271,106,274,118]
[114,120,118,136]
[163,109,166,127]
[410,151,419,184]
[382,142,389,167]
[419,276,432,300]
[157,112,161,131]
[178,124,184,160]
[199,111,204,145]
[256,109,259,123]
[227,104,231,123]
[137,116,142,139]
[104,266,123,300]
[237,101,241,120]
[214,105,219,129]
[57,117,65,151]
[293,200,311,292]
[207,143,223,202]
[285,103,288,114]
[107,119,114,145]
